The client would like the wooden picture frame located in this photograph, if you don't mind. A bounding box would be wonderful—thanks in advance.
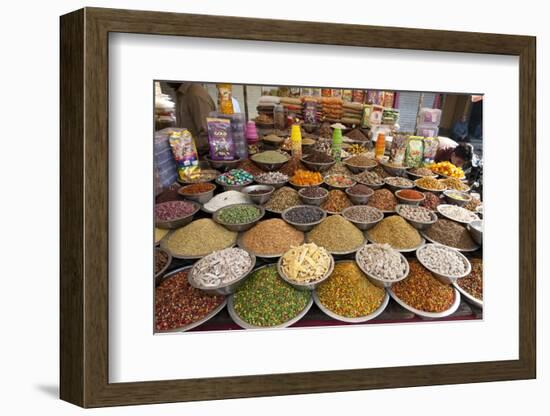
[60,7,536,408]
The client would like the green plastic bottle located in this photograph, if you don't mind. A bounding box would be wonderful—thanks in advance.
[332,127,343,161]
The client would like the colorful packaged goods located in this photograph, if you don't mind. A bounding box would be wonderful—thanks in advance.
[206,117,236,160]
[405,136,424,167]
[168,128,200,182]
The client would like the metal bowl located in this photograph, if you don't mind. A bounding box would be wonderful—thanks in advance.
[300,157,336,172]
[453,280,483,309]
[289,180,324,190]
[215,177,254,192]
[343,158,378,174]
[443,190,472,207]
[281,205,327,232]
[154,266,227,333]
[387,286,461,319]
[250,152,291,172]
[277,250,335,290]
[155,201,201,230]
[241,184,275,205]
[204,156,242,172]
[313,261,390,323]
[355,244,410,288]
[354,178,385,190]
[341,205,384,231]
[188,251,257,295]
[467,220,483,246]
[416,243,472,284]
[420,230,480,252]
[298,187,329,206]
[414,179,447,194]
[345,186,374,205]
[154,247,172,286]
[236,232,305,260]
[177,183,217,204]
[395,204,438,230]
[212,203,265,232]
[255,178,288,189]
[394,189,425,206]
[437,204,480,225]
[380,160,410,176]
[365,233,426,253]
[384,176,415,193]
[324,174,356,190]
[407,170,438,180]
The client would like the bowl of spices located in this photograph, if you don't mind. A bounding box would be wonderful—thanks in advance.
[440,177,470,192]
[154,247,172,285]
[353,170,385,189]
[380,160,410,176]
[443,190,472,207]
[241,184,275,205]
[388,260,460,319]
[421,219,480,252]
[228,265,313,329]
[320,190,353,214]
[407,167,437,180]
[160,218,238,259]
[250,150,291,172]
[204,155,242,173]
[298,186,329,206]
[282,205,327,232]
[341,205,384,230]
[307,215,365,255]
[278,242,334,290]
[395,189,426,206]
[356,243,409,288]
[155,200,201,229]
[421,191,442,211]
[324,174,356,190]
[467,219,483,246]
[454,258,483,308]
[437,204,480,225]
[177,182,216,204]
[367,188,397,213]
[366,215,425,252]
[345,184,374,205]
[215,169,254,191]
[314,261,389,323]
[289,169,324,189]
[155,266,226,333]
[188,247,256,295]
[395,204,438,230]
[239,218,305,258]
[300,151,336,172]
[213,203,265,232]
[343,155,378,173]
[414,177,447,193]
[263,186,301,214]
[254,171,289,189]
[383,176,414,192]
[416,243,472,284]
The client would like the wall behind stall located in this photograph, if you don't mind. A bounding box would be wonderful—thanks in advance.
[0,1,546,416]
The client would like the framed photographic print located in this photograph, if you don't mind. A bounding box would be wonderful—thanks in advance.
[60,7,536,408]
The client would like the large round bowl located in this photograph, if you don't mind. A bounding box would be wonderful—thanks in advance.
[414,178,447,194]
[453,280,483,309]
[281,205,327,232]
[407,170,438,180]
[298,187,329,206]
[324,174,356,190]
[380,160,410,176]
[155,266,227,333]
[177,183,216,204]
[305,233,365,257]
[241,184,275,205]
[415,243,472,285]
[313,264,390,324]
[443,190,472,207]
[355,244,410,288]
[277,251,335,290]
[215,177,254,192]
[204,156,242,172]
[236,233,305,260]
[395,204,438,230]
[213,203,265,232]
[155,201,201,230]
[437,204,480,225]
[300,157,336,172]
[387,286,461,319]
[188,252,257,295]
[154,247,172,286]
[345,186,374,205]
[343,158,378,174]
[251,152,291,172]
[254,176,288,189]
[384,176,415,193]
[467,220,483,246]
[365,232,425,253]
[395,189,426,206]
[420,230,480,253]
[341,205,384,231]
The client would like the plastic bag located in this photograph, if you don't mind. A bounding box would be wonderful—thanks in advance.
[405,136,424,167]
[422,137,440,165]
[168,129,200,181]
[206,117,236,160]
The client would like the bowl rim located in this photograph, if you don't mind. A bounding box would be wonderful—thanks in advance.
[177,182,217,197]
[154,200,201,225]
[380,160,410,170]
[241,184,276,196]
[355,243,410,283]
[414,178,448,193]
[443,189,473,201]
[250,150,291,164]
[341,205,384,225]
[395,188,426,202]
[453,278,483,308]
[342,156,378,169]
[188,249,257,291]
[154,247,173,282]
[436,203,480,224]
[384,176,415,188]
[298,186,330,199]
[395,204,437,224]
[281,205,327,228]
[204,155,242,164]
[300,155,336,166]
[212,203,266,227]
[323,174,357,188]
[420,230,480,252]
[277,247,335,289]
[415,243,472,280]
[387,285,461,319]
[345,185,375,198]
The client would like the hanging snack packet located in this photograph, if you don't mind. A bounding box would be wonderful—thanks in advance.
[168,129,200,181]
[389,133,408,165]
[217,84,234,115]
[206,117,236,161]
[422,137,440,165]
[405,136,424,168]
